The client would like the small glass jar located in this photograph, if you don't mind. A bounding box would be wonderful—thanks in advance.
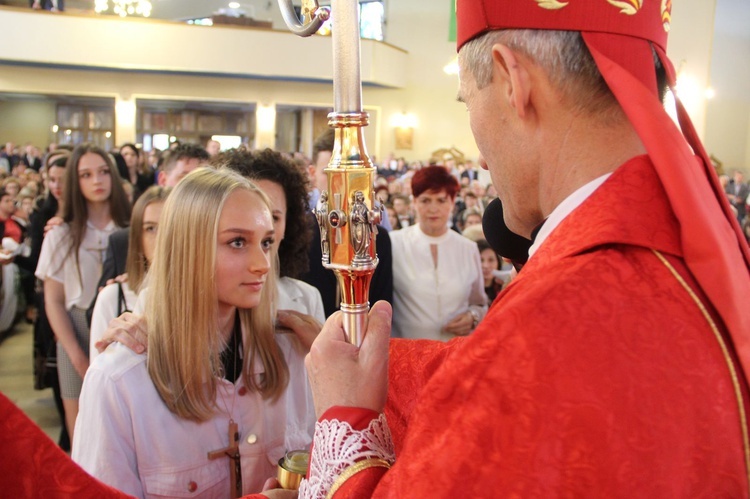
[277,449,309,490]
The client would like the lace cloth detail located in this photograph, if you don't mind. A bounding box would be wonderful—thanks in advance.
[299,413,395,499]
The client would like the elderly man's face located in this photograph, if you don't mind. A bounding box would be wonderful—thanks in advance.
[458,54,536,237]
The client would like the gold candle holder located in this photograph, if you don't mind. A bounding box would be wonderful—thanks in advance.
[277,449,310,490]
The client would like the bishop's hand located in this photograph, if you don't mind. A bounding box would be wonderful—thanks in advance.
[305,301,391,419]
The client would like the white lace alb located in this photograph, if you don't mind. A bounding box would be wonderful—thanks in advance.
[299,413,395,498]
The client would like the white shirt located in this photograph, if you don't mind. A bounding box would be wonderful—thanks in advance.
[390,225,487,341]
[89,281,138,362]
[277,277,325,323]
[72,333,314,498]
[528,173,612,259]
[35,221,117,310]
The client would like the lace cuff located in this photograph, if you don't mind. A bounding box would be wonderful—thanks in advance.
[299,413,395,499]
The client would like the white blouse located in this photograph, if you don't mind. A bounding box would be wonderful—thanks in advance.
[277,276,325,324]
[35,221,117,310]
[89,281,138,362]
[73,333,315,498]
[390,225,487,341]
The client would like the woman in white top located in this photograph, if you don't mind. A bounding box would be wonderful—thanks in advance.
[390,165,487,341]
[89,186,170,362]
[73,168,315,497]
[215,147,325,325]
[35,144,130,441]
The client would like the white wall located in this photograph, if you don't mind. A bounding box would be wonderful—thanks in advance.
[667,0,717,141]
[0,7,406,88]
[378,0,476,161]
[704,0,750,172]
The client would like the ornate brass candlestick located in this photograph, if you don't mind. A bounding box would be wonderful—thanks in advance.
[278,0,379,346]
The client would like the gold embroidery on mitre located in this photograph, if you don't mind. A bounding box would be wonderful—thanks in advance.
[535,0,569,10]
[661,0,672,32]
[606,0,642,15]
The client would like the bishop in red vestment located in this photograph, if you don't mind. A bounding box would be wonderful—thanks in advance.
[8,0,747,497]
[253,1,750,498]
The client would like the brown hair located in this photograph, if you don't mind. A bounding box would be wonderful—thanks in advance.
[212,147,312,278]
[125,186,171,293]
[60,144,131,280]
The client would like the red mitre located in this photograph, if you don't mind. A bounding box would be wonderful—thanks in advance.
[456,1,750,379]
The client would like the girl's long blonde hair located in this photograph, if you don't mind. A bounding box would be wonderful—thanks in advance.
[146,167,286,422]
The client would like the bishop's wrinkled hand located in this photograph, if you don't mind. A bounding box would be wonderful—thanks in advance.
[305,301,391,419]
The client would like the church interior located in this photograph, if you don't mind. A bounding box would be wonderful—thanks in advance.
[0,0,749,495]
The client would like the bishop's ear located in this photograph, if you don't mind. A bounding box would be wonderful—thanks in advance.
[492,44,531,119]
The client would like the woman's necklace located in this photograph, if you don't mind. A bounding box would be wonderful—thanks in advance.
[208,311,243,498]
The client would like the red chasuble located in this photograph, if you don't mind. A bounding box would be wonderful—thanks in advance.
[0,392,135,498]
[293,156,750,498]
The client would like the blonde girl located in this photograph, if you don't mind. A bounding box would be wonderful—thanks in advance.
[73,168,314,497]
[89,186,170,362]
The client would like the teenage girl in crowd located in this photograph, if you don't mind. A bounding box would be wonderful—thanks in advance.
[89,186,170,362]
[73,168,315,497]
[35,144,130,442]
[477,238,504,303]
[27,152,70,449]
[119,143,154,201]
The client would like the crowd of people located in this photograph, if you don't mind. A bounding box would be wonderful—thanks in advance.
[1,112,748,497]
[2,5,750,499]
[0,133,508,496]
[722,169,750,241]
[2,0,750,497]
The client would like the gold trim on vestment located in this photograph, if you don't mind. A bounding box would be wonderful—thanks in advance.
[326,458,392,499]
[652,249,750,486]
